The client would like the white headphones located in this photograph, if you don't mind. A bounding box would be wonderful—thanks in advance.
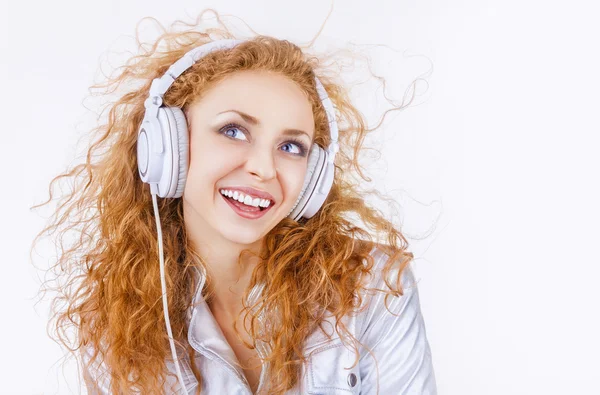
[136,38,340,221]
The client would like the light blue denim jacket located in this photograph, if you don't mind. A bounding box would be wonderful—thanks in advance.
[82,246,437,394]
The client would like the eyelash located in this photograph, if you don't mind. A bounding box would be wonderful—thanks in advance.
[218,122,309,157]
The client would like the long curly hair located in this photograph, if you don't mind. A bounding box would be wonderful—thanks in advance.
[30,9,421,395]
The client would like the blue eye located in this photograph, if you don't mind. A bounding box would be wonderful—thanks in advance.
[220,123,247,141]
[281,139,309,156]
[218,122,309,157]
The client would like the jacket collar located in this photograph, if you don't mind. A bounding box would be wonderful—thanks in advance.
[185,264,352,376]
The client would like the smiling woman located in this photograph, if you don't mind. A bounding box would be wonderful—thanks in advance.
[182,69,317,254]
[30,9,437,395]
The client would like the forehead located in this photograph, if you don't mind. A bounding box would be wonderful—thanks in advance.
[190,70,315,135]
[204,69,308,99]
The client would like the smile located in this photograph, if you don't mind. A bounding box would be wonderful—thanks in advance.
[221,193,274,219]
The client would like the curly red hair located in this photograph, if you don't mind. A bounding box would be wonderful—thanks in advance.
[31,9,420,394]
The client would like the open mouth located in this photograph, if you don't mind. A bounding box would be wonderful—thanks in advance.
[220,193,274,218]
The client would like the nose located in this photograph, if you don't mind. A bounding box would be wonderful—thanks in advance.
[244,142,277,181]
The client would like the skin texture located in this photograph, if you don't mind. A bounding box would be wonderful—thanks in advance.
[182,69,315,320]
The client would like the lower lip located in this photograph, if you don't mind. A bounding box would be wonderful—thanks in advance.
[221,194,273,219]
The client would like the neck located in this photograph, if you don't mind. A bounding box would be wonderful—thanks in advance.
[184,205,264,319]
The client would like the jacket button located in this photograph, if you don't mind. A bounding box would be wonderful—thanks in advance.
[347,372,357,387]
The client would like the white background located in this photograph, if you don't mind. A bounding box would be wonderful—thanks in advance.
[2,0,599,394]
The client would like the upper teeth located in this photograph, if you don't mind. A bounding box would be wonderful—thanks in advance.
[219,189,272,208]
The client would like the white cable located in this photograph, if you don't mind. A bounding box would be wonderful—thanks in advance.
[151,186,190,395]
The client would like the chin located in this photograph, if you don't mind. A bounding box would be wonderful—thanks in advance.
[217,225,265,246]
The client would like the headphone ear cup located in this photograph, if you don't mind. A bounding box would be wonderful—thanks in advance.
[155,106,189,198]
[287,144,326,221]
[166,107,189,198]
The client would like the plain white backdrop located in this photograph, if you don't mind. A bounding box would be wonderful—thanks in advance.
[1,0,599,394]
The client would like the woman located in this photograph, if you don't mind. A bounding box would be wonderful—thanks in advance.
[33,11,437,395]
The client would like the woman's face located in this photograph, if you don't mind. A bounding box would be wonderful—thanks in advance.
[182,69,315,248]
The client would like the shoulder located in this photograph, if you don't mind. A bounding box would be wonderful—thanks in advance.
[353,244,437,393]
[358,242,418,295]
[355,243,421,346]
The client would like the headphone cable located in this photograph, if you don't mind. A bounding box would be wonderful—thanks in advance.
[151,184,190,395]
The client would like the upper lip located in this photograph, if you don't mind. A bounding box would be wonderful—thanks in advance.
[220,186,276,204]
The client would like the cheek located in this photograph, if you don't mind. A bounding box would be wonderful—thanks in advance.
[189,125,229,157]
[185,144,236,197]
[279,162,309,202]
[188,134,233,174]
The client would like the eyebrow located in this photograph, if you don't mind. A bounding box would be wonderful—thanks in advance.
[217,109,312,140]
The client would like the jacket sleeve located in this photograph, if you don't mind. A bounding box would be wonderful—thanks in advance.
[357,262,438,395]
